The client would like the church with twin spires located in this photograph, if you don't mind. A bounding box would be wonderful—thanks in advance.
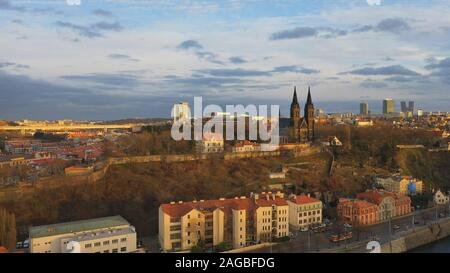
[289,86,315,143]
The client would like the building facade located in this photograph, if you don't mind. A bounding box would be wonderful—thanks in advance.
[29,216,137,253]
[158,192,289,252]
[357,190,411,221]
[375,176,423,195]
[287,195,323,230]
[360,102,369,116]
[383,98,395,114]
[289,87,315,143]
[172,102,191,123]
[434,190,450,205]
[337,198,379,226]
[196,133,224,153]
[232,141,260,153]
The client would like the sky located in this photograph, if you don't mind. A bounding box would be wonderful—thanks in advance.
[1,0,450,120]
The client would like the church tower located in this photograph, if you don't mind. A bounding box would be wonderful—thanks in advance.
[304,86,315,141]
[290,86,301,142]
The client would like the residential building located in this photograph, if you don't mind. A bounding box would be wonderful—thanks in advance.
[383,98,395,114]
[29,215,137,253]
[355,120,374,127]
[357,190,411,221]
[375,175,423,195]
[287,195,323,230]
[337,198,379,226]
[360,102,369,116]
[433,190,450,205]
[172,102,191,123]
[196,133,224,154]
[158,192,289,252]
[232,141,260,153]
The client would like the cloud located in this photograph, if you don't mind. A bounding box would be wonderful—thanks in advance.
[32,7,63,16]
[272,65,320,74]
[0,0,25,12]
[229,56,247,64]
[343,65,420,76]
[196,68,271,77]
[360,80,388,89]
[61,73,142,87]
[55,21,123,39]
[376,18,411,33]
[353,18,411,34]
[270,27,317,40]
[0,61,30,70]
[177,40,203,50]
[425,57,450,84]
[107,54,140,62]
[93,9,114,17]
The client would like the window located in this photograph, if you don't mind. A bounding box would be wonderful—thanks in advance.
[120,247,127,252]
[112,248,118,253]
[104,250,109,253]
[103,241,110,246]
[85,243,92,248]
[94,242,101,247]
[112,239,118,244]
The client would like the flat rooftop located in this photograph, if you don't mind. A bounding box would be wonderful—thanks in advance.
[29,215,130,239]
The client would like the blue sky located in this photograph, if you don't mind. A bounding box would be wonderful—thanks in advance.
[1,0,450,120]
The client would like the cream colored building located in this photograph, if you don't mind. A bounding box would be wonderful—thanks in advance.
[287,195,323,230]
[158,192,289,252]
[376,176,423,195]
[434,190,450,205]
[196,133,224,153]
[29,216,137,253]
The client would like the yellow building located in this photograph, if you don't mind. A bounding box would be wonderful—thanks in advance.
[287,195,323,230]
[376,176,423,195]
[29,216,137,253]
[158,192,289,252]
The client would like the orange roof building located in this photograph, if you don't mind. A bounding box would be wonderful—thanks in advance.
[159,192,289,252]
[337,198,379,226]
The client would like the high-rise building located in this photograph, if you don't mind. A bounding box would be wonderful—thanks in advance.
[172,102,191,123]
[360,102,369,116]
[401,101,414,113]
[417,108,424,117]
[383,98,395,114]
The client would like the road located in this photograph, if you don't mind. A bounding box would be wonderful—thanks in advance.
[248,205,450,253]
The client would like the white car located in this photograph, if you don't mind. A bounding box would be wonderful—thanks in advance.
[343,223,352,229]
[23,239,30,248]
[300,226,309,232]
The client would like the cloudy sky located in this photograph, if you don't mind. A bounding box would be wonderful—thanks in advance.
[1,0,450,120]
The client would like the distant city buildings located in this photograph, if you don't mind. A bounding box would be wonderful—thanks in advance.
[383,98,395,114]
[360,102,369,116]
[29,215,137,253]
[158,192,289,252]
[172,102,191,123]
[232,140,260,153]
[401,101,414,114]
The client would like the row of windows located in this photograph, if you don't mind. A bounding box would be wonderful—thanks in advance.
[298,217,321,225]
[298,210,321,217]
[278,217,287,222]
[84,238,127,248]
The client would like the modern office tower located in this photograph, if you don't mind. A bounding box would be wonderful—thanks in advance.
[360,102,369,115]
[401,101,414,113]
[383,98,395,114]
[172,102,191,123]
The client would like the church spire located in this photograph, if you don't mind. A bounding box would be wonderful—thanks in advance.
[306,86,312,105]
[292,86,299,105]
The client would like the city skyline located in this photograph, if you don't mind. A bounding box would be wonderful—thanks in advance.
[1,0,450,119]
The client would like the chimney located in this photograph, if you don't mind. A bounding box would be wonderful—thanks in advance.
[170,201,175,205]
[193,200,197,203]
[178,201,183,204]
[200,200,205,202]
[219,198,225,201]
[240,196,246,199]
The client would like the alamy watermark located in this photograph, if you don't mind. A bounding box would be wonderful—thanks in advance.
[171,97,280,152]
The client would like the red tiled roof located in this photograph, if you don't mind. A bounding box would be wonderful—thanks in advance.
[338,199,377,209]
[290,195,321,205]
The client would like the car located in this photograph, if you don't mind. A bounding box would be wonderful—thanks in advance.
[343,223,352,229]
[439,213,445,218]
[23,239,29,248]
[137,240,144,248]
[300,226,309,232]
[16,242,23,249]
[393,225,400,230]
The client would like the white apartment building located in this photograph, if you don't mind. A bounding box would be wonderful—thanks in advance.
[196,133,224,153]
[29,216,137,253]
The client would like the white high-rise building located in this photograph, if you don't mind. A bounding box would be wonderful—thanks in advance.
[172,102,191,123]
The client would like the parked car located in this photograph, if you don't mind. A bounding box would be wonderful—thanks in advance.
[23,239,29,248]
[16,242,23,249]
[393,224,401,231]
[343,223,352,229]
[300,226,309,232]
